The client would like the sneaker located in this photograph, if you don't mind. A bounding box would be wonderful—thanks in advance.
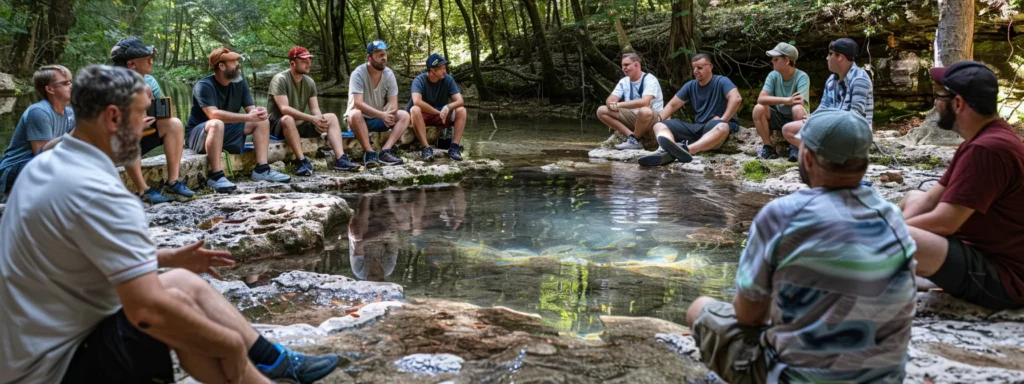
[448,143,463,161]
[422,146,435,162]
[614,135,643,150]
[363,151,381,168]
[333,154,360,172]
[141,188,173,204]
[163,180,195,198]
[638,151,675,166]
[294,158,314,177]
[252,168,292,183]
[788,144,799,163]
[379,148,404,165]
[207,176,237,193]
[759,145,779,159]
[656,136,693,164]
[257,343,343,384]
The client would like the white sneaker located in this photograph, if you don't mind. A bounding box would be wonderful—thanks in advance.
[614,136,643,150]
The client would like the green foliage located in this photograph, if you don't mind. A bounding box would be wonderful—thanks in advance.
[741,159,771,182]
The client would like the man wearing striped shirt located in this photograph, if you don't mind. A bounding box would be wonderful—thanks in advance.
[781,38,874,162]
[686,110,916,383]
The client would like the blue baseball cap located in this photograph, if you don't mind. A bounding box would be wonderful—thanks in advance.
[366,40,388,54]
[426,53,448,69]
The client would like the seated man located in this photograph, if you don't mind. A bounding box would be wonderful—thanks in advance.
[185,47,291,193]
[268,46,359,175]
[0,65,340,384]
[597,52,664,150]
[344,40,410,167]
[639,53,741,166]
[901,61,1024,310]
[407,53,467,161]
[111,36,195,203]
[781,37,873,162]
[0,65,75,200]
[752,42,809,159]
[686,110,917,384]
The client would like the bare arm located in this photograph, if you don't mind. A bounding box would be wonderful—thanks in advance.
[902,185,945,220]
[733,293,771,326]
[308,96,323,117]
[719,88,742,123]
[756,90,797,107]
[274,95,318,123]
[203,106,256,123]
[412,93,441,115]
[658,96,687,121]
[446,93,465,110]
[385,95,399,113]
[352,93,385,119]
[905,202,974,237]
[30,140,49,155]
[616,95,654,110]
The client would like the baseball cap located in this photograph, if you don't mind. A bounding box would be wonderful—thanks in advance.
[829,38,858,61]
[366,40,388,54]
[426,53,448,69]
[110,37,154,66]
[208,47,242,68]
[796,109,872,164]
[288,46,314,61]
[929,60,999,113]
[766,42,799,62]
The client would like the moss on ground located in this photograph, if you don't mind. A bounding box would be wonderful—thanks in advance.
[741,159,792,182]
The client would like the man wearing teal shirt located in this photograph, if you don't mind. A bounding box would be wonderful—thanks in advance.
[752,42,810,160]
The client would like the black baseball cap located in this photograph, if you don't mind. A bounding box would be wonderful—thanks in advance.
[426,53,448,69]
[930,60,999,113]
[829,38,858,61]
[110,36,154,66]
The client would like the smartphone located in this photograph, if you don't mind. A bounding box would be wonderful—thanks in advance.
[147,97,173,119]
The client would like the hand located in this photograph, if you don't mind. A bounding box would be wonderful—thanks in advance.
[143,116,157,127]
[790,93,804,106]
[608,102,619,112]
[439,105,450,124]
[218,345,249,384]
[313,115,330,131]
[256,107,269,121]
[159,240,235,278]
[382,112,395,126]
[713,116,722,121]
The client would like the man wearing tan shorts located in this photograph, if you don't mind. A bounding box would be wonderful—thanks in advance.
[596,53,664,150]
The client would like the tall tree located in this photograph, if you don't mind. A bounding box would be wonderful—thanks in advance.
[454,0,491,100]
[668,0,697,85]
[332,0,351,78]
[439,0,450,60]
[521,0,562,97]
[473,0,500,59]
[369,0,386,39]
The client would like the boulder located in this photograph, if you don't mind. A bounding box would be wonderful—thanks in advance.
[0,72,15,96]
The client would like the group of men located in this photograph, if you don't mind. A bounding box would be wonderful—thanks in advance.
[596,40,1024,382]
[0,37,467,202]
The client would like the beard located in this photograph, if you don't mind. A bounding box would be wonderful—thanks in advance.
[798,158,811,186]
[110,116,142,166]
[224,66,241,80]
[937,102,956,131]
[371,59,386,71]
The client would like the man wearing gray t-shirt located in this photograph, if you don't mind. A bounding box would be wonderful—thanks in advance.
[344,40,410,167]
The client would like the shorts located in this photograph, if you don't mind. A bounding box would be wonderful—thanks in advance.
[930,237,1021,310]
[0,161,26,196]
[767,106,792,131]
[270,116,322,139]
[185,121,247,154]
[140,127,163,156]
[661,119,739,148]
[615,108,660,130]
[692,299,768,384]
[61,310,174,383]
[347,114,392,133]
[421,111,455,128]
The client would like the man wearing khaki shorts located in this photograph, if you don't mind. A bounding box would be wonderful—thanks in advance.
[685,110,917,383]
[596,52,664,150]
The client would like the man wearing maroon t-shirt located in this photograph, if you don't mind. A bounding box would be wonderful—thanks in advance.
[900,60,1024,310]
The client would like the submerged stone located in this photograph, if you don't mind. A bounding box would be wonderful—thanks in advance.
[393,353,465,374]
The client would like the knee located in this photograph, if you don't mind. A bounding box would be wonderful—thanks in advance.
[652,123,668,134]
[281,115,294,126]
[686,296,716,328]
[899,190,925,210]
[206,119,224,133]
[637,107,653,118]
[349,109,363,121]
[791,104,807,118]
[752,104,766,118]
[397,110,410,121]
[596,106,609,117]
[782,123,800,137]
[324,112,338,122]
[409,106,421,116]
[455,106,466,117]
[161,117,184,134]
[160,269,209,297]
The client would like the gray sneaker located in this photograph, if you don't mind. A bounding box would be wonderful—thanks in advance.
[251,169,292,183]
[379,148,404,166]
[614,135,643,150]
[207,176,237,193]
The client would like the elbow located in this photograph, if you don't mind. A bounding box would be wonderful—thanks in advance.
[121,300,166,332]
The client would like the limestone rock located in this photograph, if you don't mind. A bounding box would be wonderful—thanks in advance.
[0,72,14,96]
[0,96,14,115]
[898,110,964,147]
[147,193,352,262]
[393,354,465,374]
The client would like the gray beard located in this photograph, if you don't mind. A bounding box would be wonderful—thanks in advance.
[110,119,141,166]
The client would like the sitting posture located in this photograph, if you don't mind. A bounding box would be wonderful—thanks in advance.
[752,42,810,160]
[597,52,665,150]
[686,109,917,383]
[344,40,410,167]
[406,53,467,161]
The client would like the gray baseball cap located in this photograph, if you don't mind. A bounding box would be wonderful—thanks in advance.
[796,109,872,164]
[766,42,799,62]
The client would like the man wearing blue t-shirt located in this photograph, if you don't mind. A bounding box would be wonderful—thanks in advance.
[0,65,76,199]
[640,54,742,166]
[406,53,466,161]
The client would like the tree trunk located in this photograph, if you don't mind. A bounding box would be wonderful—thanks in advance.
[369,0,385,39]
[41,0,77,67]
[405,0,416,71]
[333,0,350,78]
[12,2,41,74]
[348,1,369,47]
[570,0,584,22]
[423,0,434,54]
[473,0,499,60]
[521,0,562,97]
[439,0,450,60]
[498,0,514,59]
[668,0,696,86]
[454,0,491,100]
[516,4,533,67]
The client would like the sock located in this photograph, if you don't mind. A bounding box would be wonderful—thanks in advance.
[248,335,281,367]
[208,170,225,180]
[254,163,270,173]
[302,157,311,165]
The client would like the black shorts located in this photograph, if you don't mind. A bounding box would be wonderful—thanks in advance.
[61,310,174,383]
[930,237,1021,310]
[767,106,792,131]
[270,116,322,139]
[140,128,164,156]
[185,121,247,154]
[661,119,739,144]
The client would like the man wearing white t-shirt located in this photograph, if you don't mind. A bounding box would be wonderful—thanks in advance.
[596,52,665,150]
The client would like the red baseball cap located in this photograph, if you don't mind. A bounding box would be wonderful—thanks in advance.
[288,46,314,61]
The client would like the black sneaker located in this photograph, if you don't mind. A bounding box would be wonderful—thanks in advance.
[363,151,381,168]
[379,148,404,165]
[422,146,435,162]
[788,144,799,162]
[294,158,314,176]
[448,143,463,161]
[638,151,675,166]
[759,145,779,159]
[333,154,360,172]
[656,136,693,164]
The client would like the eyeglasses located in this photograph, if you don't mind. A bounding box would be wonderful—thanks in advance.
[933,92,955,100]
[50,80,72,87]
